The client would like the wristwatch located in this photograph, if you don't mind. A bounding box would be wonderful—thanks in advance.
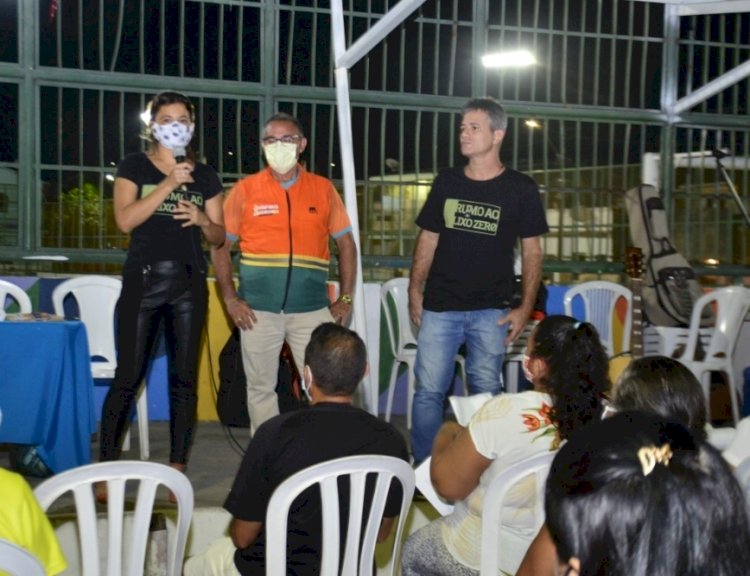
[338,294,353,305]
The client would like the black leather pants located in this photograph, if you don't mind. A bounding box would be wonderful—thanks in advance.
[99,261,207,465]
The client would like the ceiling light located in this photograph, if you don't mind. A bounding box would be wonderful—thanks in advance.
[482,50,537,68]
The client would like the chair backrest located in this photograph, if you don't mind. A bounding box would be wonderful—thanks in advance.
[722,416,750,468]
[33,460,194,576]
[265,454,415,576]
[380,278,417,356]
[52,275,122,375]
[682,286,750,365]
[480,451,555,576]
[0,538,46,576]
[414,456,455,516]
[504,320,538,361]
[0,279,32,315]
[734,457,750,497]
[563,280,633,357]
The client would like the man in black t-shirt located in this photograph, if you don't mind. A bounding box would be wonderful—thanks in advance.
[184,323,409,576]
[408,97,549,464]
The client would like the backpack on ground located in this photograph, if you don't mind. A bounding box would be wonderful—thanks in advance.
[624,184,712,328]
[217,329,305,428]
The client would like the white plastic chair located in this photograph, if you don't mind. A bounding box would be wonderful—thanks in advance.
[563,281,633,357]
[706,424,736,451]
[734,457,750,496]
[722,416,750,467]
[265,454,415,576]
[672,286,750,425]
[33,460,194,576]
[415,395,494,517]
[52,275,149,459]
[0,538,46,576]
[381,279,418,428]
[0,279,32,315]
[503,320,538,393]
[381,278,466,429]
[480,451,555,576]
[328,279,385,416]
[414,456,455,516]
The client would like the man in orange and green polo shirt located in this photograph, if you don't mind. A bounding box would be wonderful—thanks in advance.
[212,112,357,434]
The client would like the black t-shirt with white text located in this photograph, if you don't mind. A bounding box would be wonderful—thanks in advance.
[116,152,222,274]
[416,166,548,311]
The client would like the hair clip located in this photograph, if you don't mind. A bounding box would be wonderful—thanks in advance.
[637,444,673,476]
[573,321,582,329]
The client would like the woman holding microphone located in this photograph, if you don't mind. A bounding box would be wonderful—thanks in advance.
[98,91,224,499]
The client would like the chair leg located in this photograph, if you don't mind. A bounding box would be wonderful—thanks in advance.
[504,362,519,394]
[384,363,400,423]
[136,381,150,460]
[700,371,712,424]
[727,370,741,425]
[455,356,468,396]
[369,373,379,420]
[406,364,416,431]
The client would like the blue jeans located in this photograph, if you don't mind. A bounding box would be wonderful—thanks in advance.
[411,308,508,464]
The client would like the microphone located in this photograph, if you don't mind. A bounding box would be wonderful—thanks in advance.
[173,146,188,197]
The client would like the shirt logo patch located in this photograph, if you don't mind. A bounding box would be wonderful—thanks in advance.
[143,185,204,216]
[308,206,317,214]
[444,199,501,236]
[253,203,280,217]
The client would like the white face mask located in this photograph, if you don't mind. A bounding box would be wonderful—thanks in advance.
[264,141,299,174]
[522,353,534,383]
[302,367,313,402]
[301,380,312,402]
[151,121,194,150]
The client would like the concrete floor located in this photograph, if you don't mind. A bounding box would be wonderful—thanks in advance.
[1,414,410,508]
[1,414,436,576]
[130,415,410,508]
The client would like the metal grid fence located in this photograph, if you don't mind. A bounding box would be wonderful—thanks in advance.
[0,0,747,279]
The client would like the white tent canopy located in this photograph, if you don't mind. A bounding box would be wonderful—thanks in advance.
[640,0,750,15]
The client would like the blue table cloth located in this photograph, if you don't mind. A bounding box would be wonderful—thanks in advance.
[0,320,96,473]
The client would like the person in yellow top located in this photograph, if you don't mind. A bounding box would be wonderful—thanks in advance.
[0,468,67,575]
[212,112,357,435]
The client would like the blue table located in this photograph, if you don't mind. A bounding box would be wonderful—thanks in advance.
[0,320,96,473]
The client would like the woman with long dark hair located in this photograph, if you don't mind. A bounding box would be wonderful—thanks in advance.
[547,411,750,576]
[401,315,611,575]
[517,354,710,576]
[98,91,224,497]
[612,355,707,436]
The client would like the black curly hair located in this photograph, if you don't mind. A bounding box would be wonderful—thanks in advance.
[529,315,610,442]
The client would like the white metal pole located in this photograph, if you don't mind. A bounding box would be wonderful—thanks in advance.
[330,0,425,414]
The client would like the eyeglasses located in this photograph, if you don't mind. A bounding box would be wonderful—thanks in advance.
[262,135,301,145]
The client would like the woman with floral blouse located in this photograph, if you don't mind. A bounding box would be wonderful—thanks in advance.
[401,315,611,576]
